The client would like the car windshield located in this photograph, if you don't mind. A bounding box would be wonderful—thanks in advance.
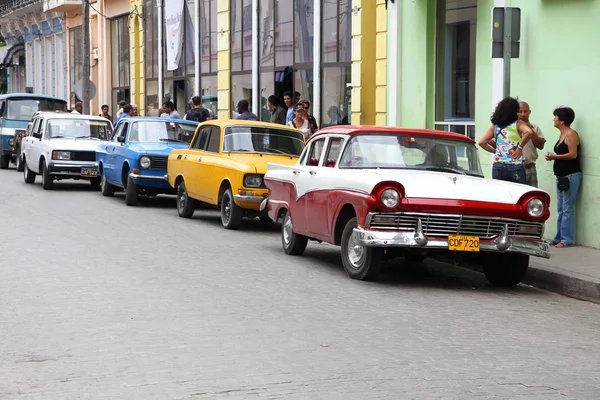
[5,98,68,121]
[129,120,197,143]
[223,126,305,156]
[46,118,112,140]
[338,133,484,177]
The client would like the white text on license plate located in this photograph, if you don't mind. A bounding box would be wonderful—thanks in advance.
[81,168,98,177]
[448,235,480,252]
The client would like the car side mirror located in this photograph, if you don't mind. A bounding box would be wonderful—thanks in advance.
[32,132,41,139]
[117,136,125,143]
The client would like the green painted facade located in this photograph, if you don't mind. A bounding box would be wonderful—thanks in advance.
[391,0,600,248]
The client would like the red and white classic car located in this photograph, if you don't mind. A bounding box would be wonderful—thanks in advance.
[261,126,551,287]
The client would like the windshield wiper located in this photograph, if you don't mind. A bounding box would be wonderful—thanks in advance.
[258,147,289,155]
[75,136,100,140]
[420,166,466,175]
[50,135,69,139]
[159,138,184,143]
[228,148,250,152]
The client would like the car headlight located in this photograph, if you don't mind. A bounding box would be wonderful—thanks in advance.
[52,151,71,160]
[140,156,151,169]
[244,174,263,188]
[380,188,400,208]
[8,138,14,146]
[527,198,545,217]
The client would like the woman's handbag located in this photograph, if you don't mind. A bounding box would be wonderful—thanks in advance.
[557,176,570,192]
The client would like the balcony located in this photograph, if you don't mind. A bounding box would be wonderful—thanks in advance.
[0,0,41,18]
[43,0,80,13]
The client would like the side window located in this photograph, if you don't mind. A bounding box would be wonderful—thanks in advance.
[113,122,128,142]
[193,126,211,150]
[30,119,41,136]
[305,138,326,166]
[205,126,221,153]
[322,138,344,167]
[0,100,4,117]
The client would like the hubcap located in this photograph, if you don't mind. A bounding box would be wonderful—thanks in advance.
[283,214,293,245]
[346,231,366,268]
[223,196,231,223]
[178,187,186,211]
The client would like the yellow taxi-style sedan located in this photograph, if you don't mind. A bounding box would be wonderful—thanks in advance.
[167,120,305,229]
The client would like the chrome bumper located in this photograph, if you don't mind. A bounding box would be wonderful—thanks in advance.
[259,198,268,211]
[129,173,168,182]
[48,162,98,175]
[352,227,551,259]
[234,195,266,203]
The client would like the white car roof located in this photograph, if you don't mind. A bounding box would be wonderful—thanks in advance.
[35,112,110,123]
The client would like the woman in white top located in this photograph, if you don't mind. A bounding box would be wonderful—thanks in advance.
[288,104,311,141]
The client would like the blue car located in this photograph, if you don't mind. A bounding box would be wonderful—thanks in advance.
[97,117,199,206]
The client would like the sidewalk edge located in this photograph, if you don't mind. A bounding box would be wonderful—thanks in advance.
[523,266,600,304]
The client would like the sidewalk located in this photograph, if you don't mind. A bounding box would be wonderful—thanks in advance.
[524,245,600,304]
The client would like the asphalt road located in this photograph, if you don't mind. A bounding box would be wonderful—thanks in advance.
[1,167,600,400]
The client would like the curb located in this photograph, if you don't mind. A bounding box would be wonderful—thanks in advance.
[523,265,600,304]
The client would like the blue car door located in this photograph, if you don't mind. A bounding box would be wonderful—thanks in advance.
[105,121,128,185]
[112,121,130,186]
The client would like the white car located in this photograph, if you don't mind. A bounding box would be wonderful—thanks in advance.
[262,126,551,287]
[20,112,112,190]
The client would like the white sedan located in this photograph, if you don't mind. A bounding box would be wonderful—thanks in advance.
[262,126,551,287]
[20,112,112,190]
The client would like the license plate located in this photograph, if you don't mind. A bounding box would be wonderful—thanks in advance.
[448,235,480,252]
[81,168,98,177]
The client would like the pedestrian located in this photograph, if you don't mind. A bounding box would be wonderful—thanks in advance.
[99,104,111,121]
[518,101,546,187]
[184,96,211,122]
[545,107,582,248]
[296,99,318,135]
[71,101,82,114]
[160,101,181,119]
[283,91,295,124]
[116,100,127,119]
[477,97,534,184]
[288,104,311,141]
[113,104,135,127]
[235,100,258,121]
[267,95,286,125]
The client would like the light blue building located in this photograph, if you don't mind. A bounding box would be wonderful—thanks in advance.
[0,0,67,99]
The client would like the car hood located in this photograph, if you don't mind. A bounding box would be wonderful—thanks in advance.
[47,138,104,152]
[226,153,299,174]
[350,169,542,204]
[127,142,190,154]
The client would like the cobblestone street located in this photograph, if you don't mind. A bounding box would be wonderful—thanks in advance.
[1,169,600,399]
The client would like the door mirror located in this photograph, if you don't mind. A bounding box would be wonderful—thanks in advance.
[32,132,42,139]
[117,136,125,143]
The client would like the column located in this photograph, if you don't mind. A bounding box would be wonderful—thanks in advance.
[375,0,388,126]
[350,0,376,126]
[130,0,145,114]
[217,0,231,119]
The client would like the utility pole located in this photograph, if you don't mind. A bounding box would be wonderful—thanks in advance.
[502,7,512,99]
[81,0,90,114]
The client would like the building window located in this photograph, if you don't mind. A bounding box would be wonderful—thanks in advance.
[231,0,253,118]
[44,36,53,95]
[55,34,65,100]
[111,15,131,112]
[199,0,218,116]
[320,0,352,126]
[434,0,477,138]
[69,26,83,103]
[145,0,159,114]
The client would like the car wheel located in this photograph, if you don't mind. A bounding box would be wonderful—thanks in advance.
[100,174,115,197]
[125,174,138,206]
[0,154,9,169]
[176,181,196,218]
[281,210,308,255]
[341,217,383,280]
[483,253,529,287]
[41,161,53,190]
[23,159,36,184]
[220,188,243,230]
[16,154,24,172]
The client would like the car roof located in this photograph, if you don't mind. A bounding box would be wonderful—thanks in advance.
[197,119,301,132]
[35,112,111,122]
[0,93,68,102]
[311,125,476,144]
[117,116,199,124]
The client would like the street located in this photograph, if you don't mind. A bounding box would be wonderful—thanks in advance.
[1,168,600,400]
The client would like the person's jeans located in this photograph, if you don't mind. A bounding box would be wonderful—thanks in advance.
[492,163,526,184]
[553,172,582,245]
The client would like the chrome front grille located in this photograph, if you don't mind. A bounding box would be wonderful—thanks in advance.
[367,212,544,240]
[149,156,168,170]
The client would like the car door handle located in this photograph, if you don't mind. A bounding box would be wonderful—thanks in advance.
[184,155,188,159]
[198,157,202,162]
[293,170,300,175]
[309,171,317,176]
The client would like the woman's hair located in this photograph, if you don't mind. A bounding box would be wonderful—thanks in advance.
[553,107,576,127]
[490,97,519,128]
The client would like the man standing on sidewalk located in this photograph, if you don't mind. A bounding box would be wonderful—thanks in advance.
[518,101,546,187]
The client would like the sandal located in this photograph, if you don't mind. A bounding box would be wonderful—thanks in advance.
[555,243,570,248]
[549,241,559,246]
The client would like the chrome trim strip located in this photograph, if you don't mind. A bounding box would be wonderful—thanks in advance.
[129,173,168,182]
[50,162,98,168]
[259,198,268,211]
[233,195,265,203]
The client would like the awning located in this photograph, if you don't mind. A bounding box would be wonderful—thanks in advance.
[0,43,25,70]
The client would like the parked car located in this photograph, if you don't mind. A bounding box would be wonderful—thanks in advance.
[262,126,552,287]
[167,120,305,229]
[96,117,199,206]
[20,112,112,190]
[0,94,68,170]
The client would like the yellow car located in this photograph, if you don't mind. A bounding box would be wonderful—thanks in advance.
[167,120,305,229]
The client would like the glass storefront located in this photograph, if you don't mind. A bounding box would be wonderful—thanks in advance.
[111,15,130,113]
[68,26,83,104]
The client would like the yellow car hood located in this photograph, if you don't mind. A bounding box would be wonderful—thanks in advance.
[227,153,299,173]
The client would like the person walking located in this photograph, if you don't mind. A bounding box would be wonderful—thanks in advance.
[296,99,318,136]
[478,97,534,184]
[160,101,181,119]
[518,101,546,187]
[235,100,258,121]
[267,95,286,125]
[99,104,112,121]
[184,96,211,122]
[545,107,582,248]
